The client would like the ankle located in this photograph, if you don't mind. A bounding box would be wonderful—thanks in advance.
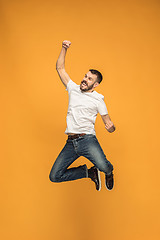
[88,168,92,178]
[106,171,113,177]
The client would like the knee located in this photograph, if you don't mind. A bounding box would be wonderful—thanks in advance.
[49,171,61,183]
[99,162,113,174]
[49,172,55,182]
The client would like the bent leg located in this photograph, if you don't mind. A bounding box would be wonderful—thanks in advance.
[80,135,113,175]
[49,140,88,182]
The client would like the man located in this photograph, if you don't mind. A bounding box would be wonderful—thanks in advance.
[49,40,116,191]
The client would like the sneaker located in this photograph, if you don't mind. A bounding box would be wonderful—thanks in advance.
[88,166,101,191]
[105,172,114,190]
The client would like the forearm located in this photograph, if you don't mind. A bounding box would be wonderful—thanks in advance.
[55,40,71,87]
[101,114,116,133]
[56,47,67,70]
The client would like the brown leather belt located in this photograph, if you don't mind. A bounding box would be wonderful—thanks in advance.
[68,133,86,140]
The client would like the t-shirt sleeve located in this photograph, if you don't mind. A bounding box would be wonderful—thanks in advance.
[97,98,108,115]
[66,79,78,93]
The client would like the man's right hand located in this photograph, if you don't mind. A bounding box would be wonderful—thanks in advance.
[56,40,72,88]
[62,40,71,49]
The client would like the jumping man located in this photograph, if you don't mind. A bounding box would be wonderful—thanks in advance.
[49,40,116,191]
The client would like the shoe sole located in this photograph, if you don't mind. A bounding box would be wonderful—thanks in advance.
[97,169,101,191]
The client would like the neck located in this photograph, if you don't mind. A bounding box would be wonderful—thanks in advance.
[81,87,95,93]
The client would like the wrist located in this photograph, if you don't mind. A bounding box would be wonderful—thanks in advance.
[62,46,67,51]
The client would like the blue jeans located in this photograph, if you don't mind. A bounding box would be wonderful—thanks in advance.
[49,134,113,182]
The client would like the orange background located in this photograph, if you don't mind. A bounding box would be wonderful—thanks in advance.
[1,0,160,239]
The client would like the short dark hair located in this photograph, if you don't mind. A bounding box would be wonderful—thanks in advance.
[89,69,103,84]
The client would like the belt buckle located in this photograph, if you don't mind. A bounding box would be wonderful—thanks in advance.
[74,134,80,139]
[68,134,85,140]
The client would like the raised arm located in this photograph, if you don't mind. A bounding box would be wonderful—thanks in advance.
[56,40,72,88]
[101,114,116,133]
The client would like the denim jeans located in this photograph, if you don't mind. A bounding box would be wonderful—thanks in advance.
[49,134,113,182]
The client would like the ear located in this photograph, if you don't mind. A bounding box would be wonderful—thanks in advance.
[94,81,99,88]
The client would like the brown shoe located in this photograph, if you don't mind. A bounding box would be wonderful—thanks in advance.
[105,172,114,190]
[88,166,101,191]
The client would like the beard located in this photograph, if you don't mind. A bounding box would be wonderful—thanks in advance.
[80,80,95,92]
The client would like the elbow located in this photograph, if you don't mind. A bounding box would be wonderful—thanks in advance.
[56,65,65,72]
[56,60,64,70]
[56,62,60,70]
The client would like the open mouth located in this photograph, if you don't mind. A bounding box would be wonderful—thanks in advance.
[81,82,87,87]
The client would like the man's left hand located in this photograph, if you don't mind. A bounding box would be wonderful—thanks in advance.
[105,123,116,133]
[101,114,116,133]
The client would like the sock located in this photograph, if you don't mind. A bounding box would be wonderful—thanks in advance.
[88,167,94,178]
[106,171,112,177]
[88,169,92,178]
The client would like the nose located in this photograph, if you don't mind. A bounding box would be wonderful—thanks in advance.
[83,76,88,82]
[83,79,88,85]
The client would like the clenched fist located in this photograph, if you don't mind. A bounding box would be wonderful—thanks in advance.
[62,40,71,49]
[105,122,116,133]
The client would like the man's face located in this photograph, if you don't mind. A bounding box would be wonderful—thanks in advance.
[80,71,99,92]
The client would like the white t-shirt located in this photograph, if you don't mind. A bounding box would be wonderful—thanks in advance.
[65,79,108,135]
